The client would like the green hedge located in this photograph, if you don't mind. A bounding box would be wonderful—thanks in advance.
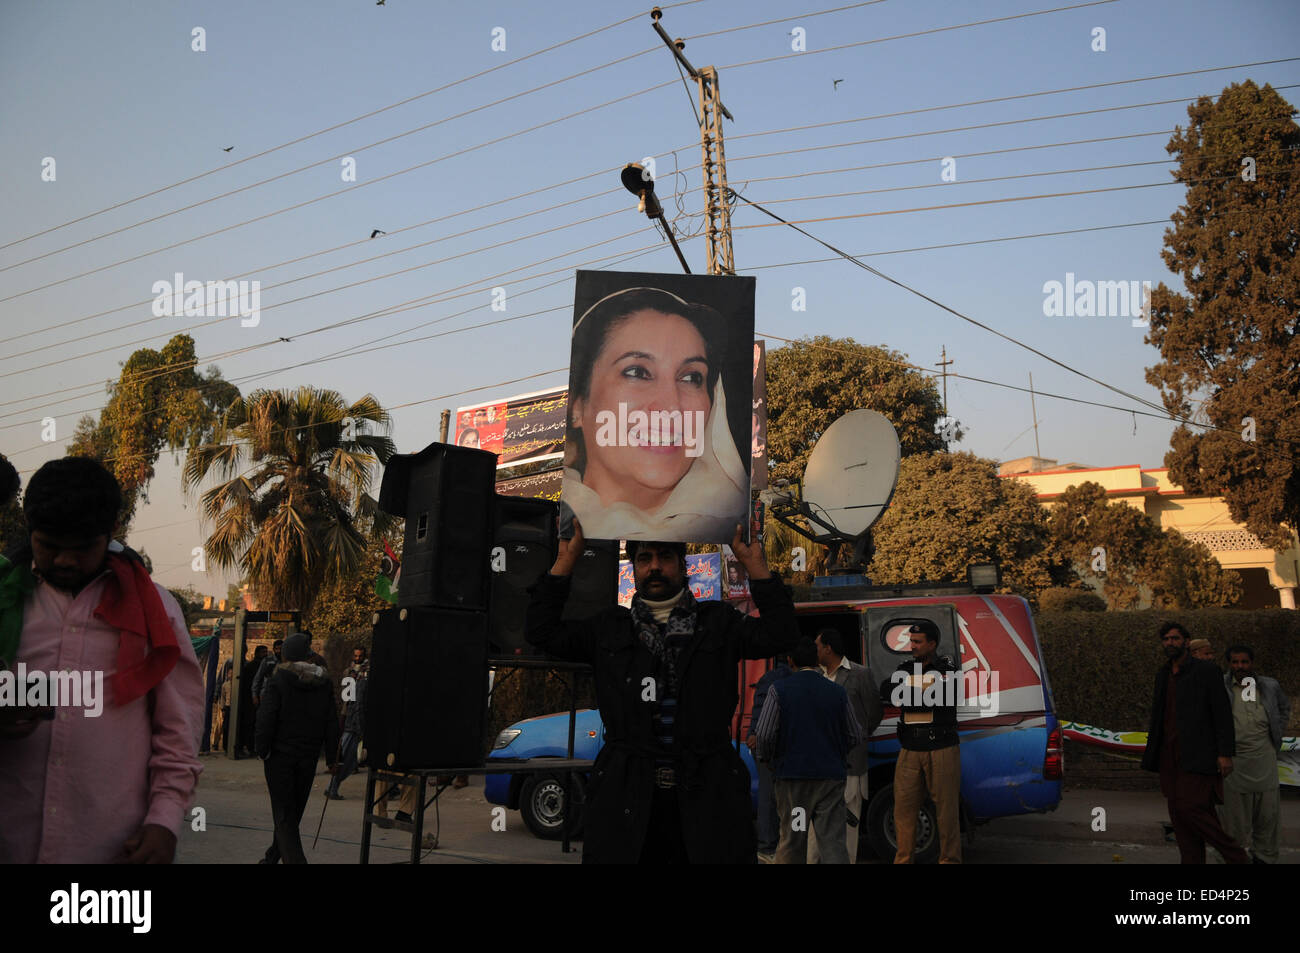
[1035,609,1300,731]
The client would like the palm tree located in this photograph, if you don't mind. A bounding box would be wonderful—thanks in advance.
[183,387,397,613]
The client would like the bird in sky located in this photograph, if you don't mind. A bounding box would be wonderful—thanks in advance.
[833,79,844,91]
[222,146,234,152]
[370,229,386,238]
[377,0,385,5]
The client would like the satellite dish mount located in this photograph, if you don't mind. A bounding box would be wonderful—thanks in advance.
[763,410,901,575]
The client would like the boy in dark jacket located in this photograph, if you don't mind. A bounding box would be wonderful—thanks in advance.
[255,633,339,864]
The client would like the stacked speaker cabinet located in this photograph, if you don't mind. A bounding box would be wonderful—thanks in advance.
[488,496,621,655]
[488,497,557,656]
[366,606,489,770]
[369,442,496,770]
[379,442,497,610]
[368,441,622,767]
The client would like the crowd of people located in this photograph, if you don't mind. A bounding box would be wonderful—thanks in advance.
[0,454,1292,866]
[1143,622,1291,864]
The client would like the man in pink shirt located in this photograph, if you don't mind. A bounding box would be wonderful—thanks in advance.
[0,457,204,864]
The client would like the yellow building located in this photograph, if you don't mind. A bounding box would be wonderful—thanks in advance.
[999,457,1300,610]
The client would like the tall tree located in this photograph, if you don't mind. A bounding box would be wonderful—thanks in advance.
[765,336,953,486]
[68,336,240,533]
[1145,81,1300,550]
[867,452,1068,602]
[183,387,397,614]
[1047,482,1241,609]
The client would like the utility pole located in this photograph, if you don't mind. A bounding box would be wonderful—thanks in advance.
[1029,373,1042,459]
[935,345,952,418]
[935,345,953,451]
[650,7,735,276]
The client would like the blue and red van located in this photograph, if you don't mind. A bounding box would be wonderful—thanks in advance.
[487,582,1063,860]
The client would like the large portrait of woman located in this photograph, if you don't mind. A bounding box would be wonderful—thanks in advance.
[561,270,754,542]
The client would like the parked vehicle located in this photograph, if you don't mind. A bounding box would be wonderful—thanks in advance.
[485,709,760,840]
[489,582,1063,860]
[793,585,1063,863]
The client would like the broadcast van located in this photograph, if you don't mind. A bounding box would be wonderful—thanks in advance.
[486,576,1064,862]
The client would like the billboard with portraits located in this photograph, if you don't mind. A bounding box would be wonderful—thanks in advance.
[562,270,755,543]
[454,386,567,467]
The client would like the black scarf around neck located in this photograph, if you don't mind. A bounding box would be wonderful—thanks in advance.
[629,586,699,699]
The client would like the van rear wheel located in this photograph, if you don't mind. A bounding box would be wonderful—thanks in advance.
[864,783,940,864]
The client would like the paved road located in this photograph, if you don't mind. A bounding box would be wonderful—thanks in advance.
[179,754,580,865]
[180,754,1298,864]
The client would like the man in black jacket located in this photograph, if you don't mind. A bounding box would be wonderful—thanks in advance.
[525,518,797,864]
[1141,621,1248,864]
[882,621,961,864]
[255,633,340,864]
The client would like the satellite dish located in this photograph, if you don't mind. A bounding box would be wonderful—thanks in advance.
[801,410,900,541]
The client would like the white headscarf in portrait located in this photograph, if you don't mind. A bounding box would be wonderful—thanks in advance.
[564,376,750,542]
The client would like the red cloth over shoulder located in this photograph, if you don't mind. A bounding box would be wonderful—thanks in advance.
[93,553,180,706]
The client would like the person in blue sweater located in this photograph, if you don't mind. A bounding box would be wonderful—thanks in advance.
[754,637,861,864]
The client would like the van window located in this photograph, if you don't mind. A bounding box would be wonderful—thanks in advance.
[796,612,863,664]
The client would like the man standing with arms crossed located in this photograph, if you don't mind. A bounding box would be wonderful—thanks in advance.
[884,621,962,864]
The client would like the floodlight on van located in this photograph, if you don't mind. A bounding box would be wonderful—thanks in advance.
[967,562,1001,593]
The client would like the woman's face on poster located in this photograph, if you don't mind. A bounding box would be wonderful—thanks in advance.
[572,308,713,509]
[459,429,480,449]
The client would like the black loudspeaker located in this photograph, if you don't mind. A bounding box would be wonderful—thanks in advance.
[564,539,620,621]
[489,496,558,656]
[365,607,489,770]
[379,442,497,610]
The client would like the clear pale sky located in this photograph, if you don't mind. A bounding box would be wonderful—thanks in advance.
[2,0,1296,597]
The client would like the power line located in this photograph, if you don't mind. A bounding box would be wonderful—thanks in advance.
[14,220,1168,424]
[0,201,632,365]
[0,150,1199,366]
[0,79,685,301]
[724,57,1300,147]
[754,333,1300,459]
[0,216,652,385]
[726,83,1300,166]
[0,226,660,417]
[0,121,1180,351]
[0,231,685,438]
[24,82,1280,363]
[0,0,893,280]
[727,171,1255,234]
[731,128,1191,186]
[689,0,888,39]
[0,174,638,349]
[739,219,1167,270]
[731,188,1179,421]
[728,157,1200,207]
[0,165,1251,424]
[4,156,1263,392]
[0,0,708,253]
[12,366,572,477]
